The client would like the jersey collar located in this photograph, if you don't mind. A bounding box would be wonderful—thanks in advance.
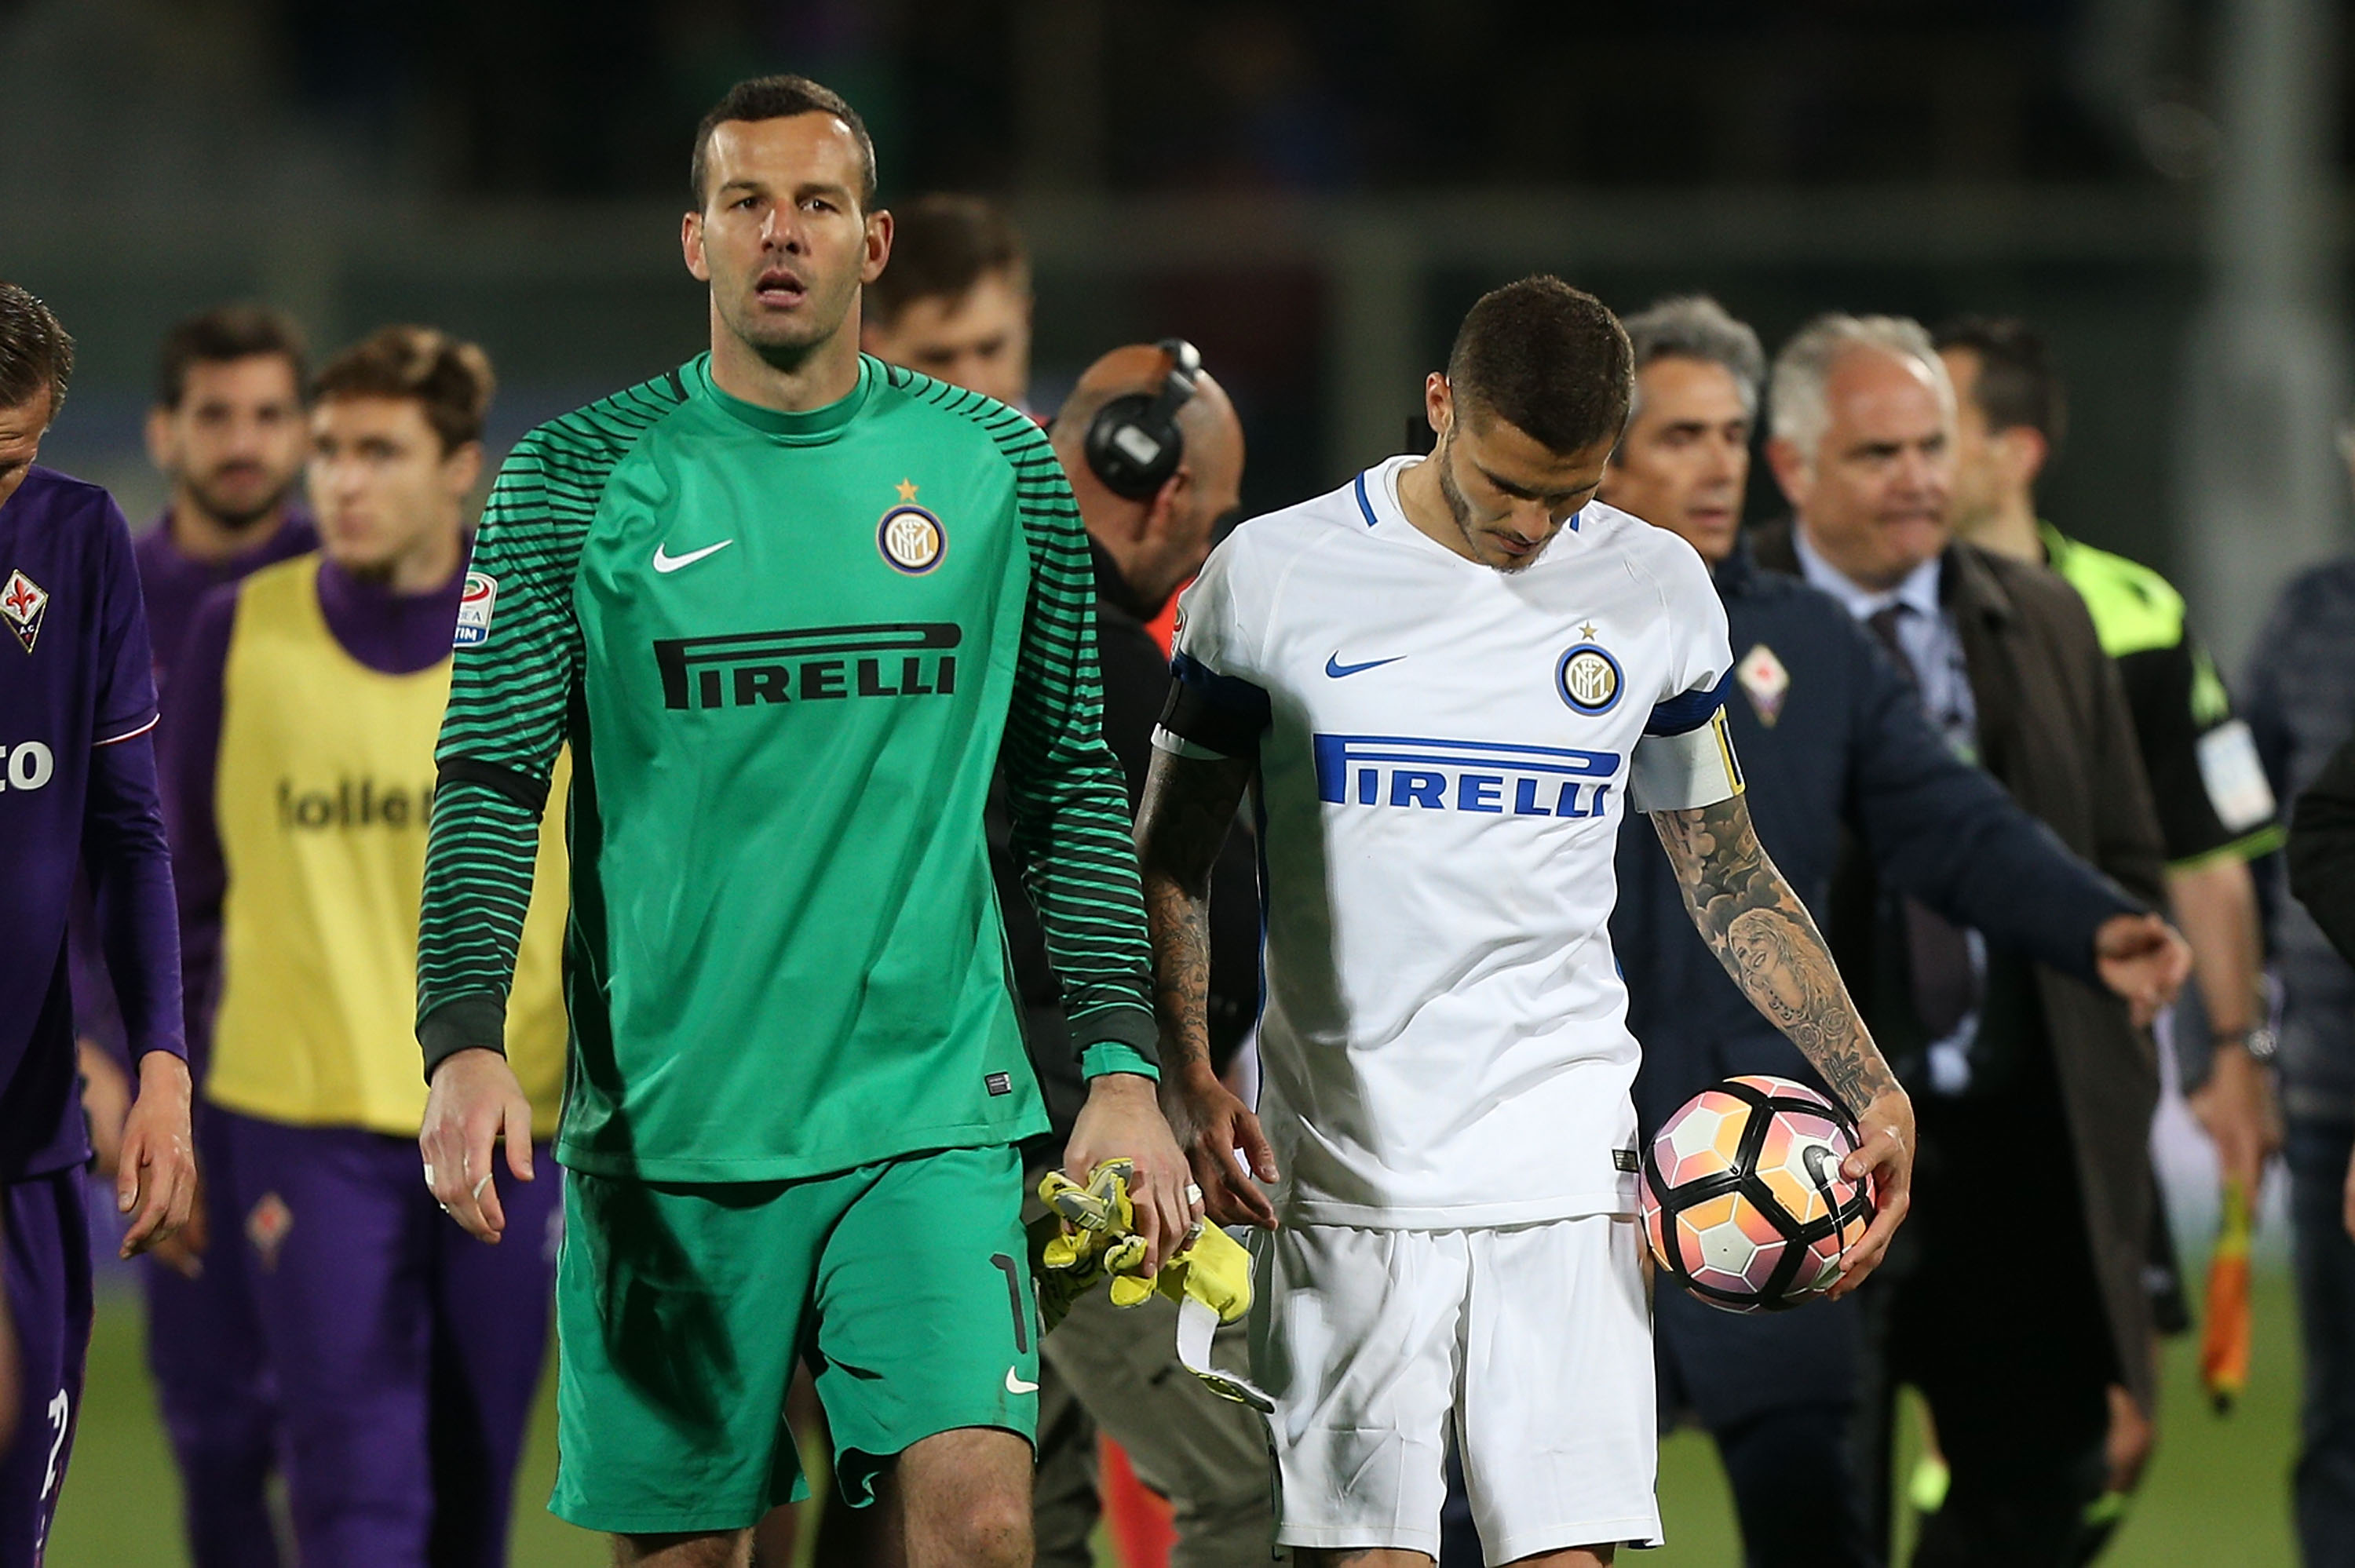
[694,352,874,443]
[1356,453,1594,571]
[1354,453,1479,566]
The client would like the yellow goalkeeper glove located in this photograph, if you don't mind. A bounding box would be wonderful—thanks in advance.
[1107,1216,1254,1324]
[1036,1160,1272,1410]
[1030,1159,1148,1334]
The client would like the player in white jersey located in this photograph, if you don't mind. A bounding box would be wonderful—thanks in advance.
[1136,278,1917,1566]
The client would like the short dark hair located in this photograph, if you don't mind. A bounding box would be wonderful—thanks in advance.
[0,282,74,418]
[1933,315,2068,455]
[1446,276,1632,457]
[312,326,495,454]
[157,304,309,410]
[866,194,1029,327]
[689,75,877,213]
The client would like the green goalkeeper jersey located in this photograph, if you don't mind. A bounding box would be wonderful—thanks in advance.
[416,354,1158,1182]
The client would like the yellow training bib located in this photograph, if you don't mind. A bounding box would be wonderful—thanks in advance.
[205,556,568,1138]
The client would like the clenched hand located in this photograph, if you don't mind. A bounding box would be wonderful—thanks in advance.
[2094,912,2192,1028]
[117,1052,199,1260]
[1064,1074,1198,1275]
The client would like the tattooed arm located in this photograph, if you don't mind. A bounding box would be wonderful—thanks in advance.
[1652,793,1915,1295]
[1135,747,1281,1227]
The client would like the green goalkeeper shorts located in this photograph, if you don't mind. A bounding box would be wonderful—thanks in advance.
[549,1143,1040,1536]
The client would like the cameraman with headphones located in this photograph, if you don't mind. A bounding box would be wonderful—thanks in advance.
[861,200,1265,1568]
[1052,342,1244,799]
[1024,341,1272,1567]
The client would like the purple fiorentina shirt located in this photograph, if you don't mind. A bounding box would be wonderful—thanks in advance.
[70,509,318,1059]
[0,466,184,1180]
[162,557,466,1067]
[136,509,316,691]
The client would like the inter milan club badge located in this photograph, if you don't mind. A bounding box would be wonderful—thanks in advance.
[877,478,945,574]
[1736,643,1791,727]
[1556,621,1623,716]
[1,568,49,654]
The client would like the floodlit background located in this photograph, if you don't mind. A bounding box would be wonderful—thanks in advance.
[3,2,2348,1563]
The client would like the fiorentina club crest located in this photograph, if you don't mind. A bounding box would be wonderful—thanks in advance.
[1736,643,1791,727]
[246,1191,294,1272]
[1,568,48,654]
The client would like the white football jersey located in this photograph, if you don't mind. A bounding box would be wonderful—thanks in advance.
[1157,455,1740,1227]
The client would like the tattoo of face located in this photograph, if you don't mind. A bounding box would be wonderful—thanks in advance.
[1653,797,1900,1113]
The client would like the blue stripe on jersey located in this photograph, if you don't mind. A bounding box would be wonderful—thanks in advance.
[1170,650,1273,721]
[1645,673,1733,737]
[1313,734,1618,779]
[1310,732,1622,815]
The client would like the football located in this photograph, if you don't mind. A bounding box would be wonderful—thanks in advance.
[1639,1075,1877,1314]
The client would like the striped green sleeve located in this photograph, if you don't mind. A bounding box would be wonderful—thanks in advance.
[415,375,684,1077]
[910,375,1159,1073]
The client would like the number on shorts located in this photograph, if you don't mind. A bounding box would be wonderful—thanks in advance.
[36,1387,70,1551]
[989,1253,1029,1355]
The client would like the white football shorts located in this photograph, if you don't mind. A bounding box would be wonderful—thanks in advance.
[1251,1215,1661,1563]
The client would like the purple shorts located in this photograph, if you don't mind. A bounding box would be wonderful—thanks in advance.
[0,1165,90,1568]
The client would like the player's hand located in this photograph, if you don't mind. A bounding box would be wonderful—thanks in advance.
[78,1038,133,1182]
[147,1172,210,1280]
[1163,1063,1279,1231]
[2093,913,2192,1028]
[1827,1086,1914,1299]
[117,1052,198,1260]
[422,1048,535,1245]
[2105,1384,2155,1497]
[2189,1043,2280,1195]
[1065,1073,1196,1275]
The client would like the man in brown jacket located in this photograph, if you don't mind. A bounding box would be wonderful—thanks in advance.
[1751,314,2183,1566]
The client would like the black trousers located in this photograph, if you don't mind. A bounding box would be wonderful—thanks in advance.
[1865,1059,2116,1568]
[1655,1284,1877,1568]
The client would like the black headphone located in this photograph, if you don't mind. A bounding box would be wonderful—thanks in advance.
[1083,338,1202,501]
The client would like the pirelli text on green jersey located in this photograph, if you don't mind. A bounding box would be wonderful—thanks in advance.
[416,356,1159,1182]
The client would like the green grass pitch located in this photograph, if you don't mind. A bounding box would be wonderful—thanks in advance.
[49,1264,2304,1566]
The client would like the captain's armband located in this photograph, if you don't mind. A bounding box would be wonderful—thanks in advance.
[1154,652,1271,762]
[1630,683,1744,812]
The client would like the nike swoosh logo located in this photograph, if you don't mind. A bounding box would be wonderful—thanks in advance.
[652,539,735,574]
[1325,652,1404,679]
[1006,1369,1039,1395]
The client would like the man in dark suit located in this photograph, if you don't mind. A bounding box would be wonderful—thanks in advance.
[1601,297,2189,1568]
[1746,312,2175,1566]
[2248,511,2355,1563]
[2290,737,2355,974]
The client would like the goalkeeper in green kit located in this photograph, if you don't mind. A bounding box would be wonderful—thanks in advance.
[411,75,1197,1567]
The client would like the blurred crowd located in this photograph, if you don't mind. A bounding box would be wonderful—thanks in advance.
[5,0,2289,206]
